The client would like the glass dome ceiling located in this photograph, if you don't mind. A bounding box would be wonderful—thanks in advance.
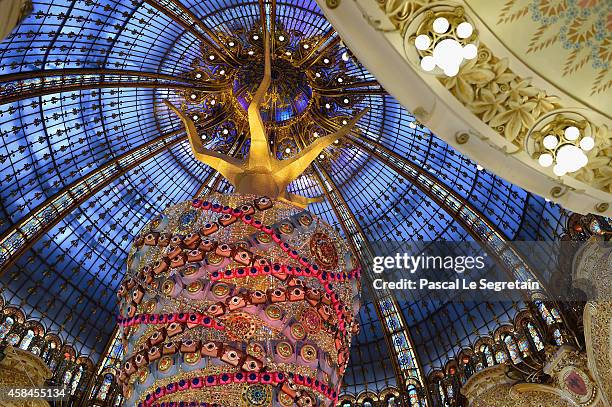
[233,58,312,124]
[0,0,569,399]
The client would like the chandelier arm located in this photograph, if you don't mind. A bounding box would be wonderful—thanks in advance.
[305,36,341,68]
[296,27,335,66]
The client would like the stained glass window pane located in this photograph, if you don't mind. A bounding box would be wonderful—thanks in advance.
[535,300,561,325]
[97,329,123,372]
[553,329,564,345]
[480,344,494,366]
[438,382,446,404]
[19,329,34,350]
[517,338,530,356]
[407,385,420,407]
[71,366,83,395]
[98,375,113,400]
[527,322,544,351]
[7,333,20,346]
[503,335,522,363]
[62,370,73,388]
[495,349,507,363]
[0,316,14,339]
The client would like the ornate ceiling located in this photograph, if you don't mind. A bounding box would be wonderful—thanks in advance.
[464,0,610,117]
[320,0,611,217]
[0,0,570,399]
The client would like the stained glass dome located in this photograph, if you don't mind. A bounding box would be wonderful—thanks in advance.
[233,57,312,124]
[0,0,572,405]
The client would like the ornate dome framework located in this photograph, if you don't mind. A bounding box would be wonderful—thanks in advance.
[0,0,570,403]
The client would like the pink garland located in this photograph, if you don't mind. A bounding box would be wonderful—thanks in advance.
[139,370,338,406]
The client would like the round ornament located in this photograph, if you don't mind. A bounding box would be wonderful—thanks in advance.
[300,307,322,333]
[256,231,272,244]
[223,312,257,340]
[177,209,198,233]
[265,304,282,320]
[300,344,317,362]
[276,341,293,359]
[309,232,339,270]
[279,222,295,234]
[242,383,272,406]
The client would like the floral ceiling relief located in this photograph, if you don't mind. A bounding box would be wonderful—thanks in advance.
[440,50,559,143]
[439,45,612,194]
[495,0,611,96]
[375,0,434,33]
[463,0,611,118]
[374,0,612,196]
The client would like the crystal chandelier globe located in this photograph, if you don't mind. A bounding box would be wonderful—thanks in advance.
[116,12,363,407]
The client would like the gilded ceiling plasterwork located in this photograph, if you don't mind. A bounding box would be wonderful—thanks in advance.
[584,302,612,407]
[461,346,609,407]
[575,242,612,405]
[0,346,52,407]
[438,44,612,194]
[369,0,612,202]
[464,0,611,118]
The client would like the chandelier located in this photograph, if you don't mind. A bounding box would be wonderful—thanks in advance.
[527,114,595,177]
[411,6,478,77]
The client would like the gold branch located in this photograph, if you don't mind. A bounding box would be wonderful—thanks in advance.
[164,100,243,183]
[273,108,368,187]
[279,192,324,208]
[247,0,273,171]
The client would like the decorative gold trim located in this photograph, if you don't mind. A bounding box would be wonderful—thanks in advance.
[550,186,568,199]
[326,0,341,9]
[455,132,470,144]
[595,203,609,213]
